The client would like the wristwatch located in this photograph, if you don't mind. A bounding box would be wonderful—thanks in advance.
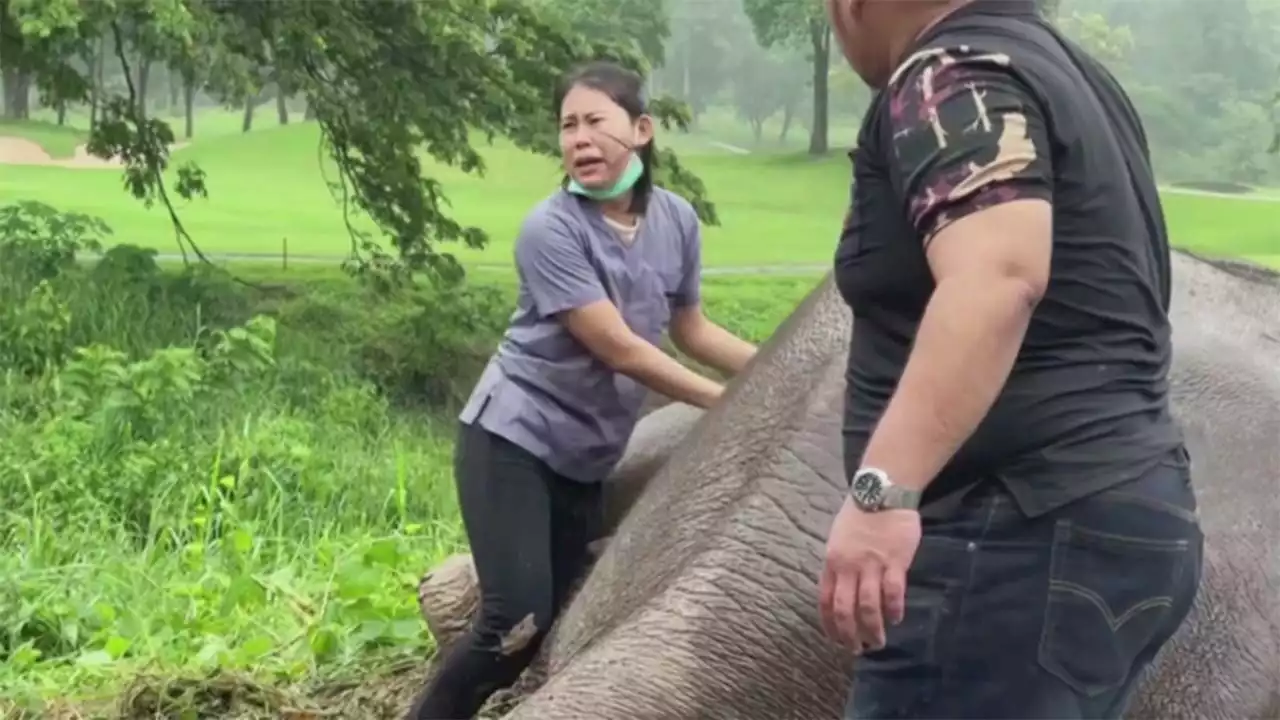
[849,467,922,512]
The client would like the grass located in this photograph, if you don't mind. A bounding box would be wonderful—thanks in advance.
[0,106,1274,716]
[0,198,818,714]
[0,116,1275,270]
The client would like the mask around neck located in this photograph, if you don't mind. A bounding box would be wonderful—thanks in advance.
[567,152,644,201]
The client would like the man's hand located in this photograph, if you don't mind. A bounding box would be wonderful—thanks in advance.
[819,497,922,652]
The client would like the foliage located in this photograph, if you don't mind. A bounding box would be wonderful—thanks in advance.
[0,201,814,709]
[538,0,671,69]
[740,0,824,49]
[732,48,806,141]
[0,200,472,707]
[1058,11,1134,66]
[0,0,714,287]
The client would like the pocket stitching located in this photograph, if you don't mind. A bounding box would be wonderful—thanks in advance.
[1046,581,1174,631]
[1095,489,1199,525]
[1037,520,1190,698]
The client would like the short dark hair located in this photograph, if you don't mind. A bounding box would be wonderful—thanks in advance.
[554,60,656,215]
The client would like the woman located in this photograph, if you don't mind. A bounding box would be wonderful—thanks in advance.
[407,60,757,719]
[818,0,1202,718]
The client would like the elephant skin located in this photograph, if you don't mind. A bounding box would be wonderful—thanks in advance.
[602,400,705,534]
[421,251,1280,719]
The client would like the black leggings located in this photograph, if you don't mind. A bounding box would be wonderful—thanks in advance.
[407,421,603,719]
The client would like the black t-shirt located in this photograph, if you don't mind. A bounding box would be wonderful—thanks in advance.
[835,0,1185,518]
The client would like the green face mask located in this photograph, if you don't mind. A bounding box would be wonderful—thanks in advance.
[567,152,644,201]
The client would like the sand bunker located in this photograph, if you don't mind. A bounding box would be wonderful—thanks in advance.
[0,135,189,169]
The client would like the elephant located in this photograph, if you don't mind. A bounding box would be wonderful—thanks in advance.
[417,249,1280,719]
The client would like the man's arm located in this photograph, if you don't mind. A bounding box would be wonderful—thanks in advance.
[857,48,1055,492]
[515,212,725,409]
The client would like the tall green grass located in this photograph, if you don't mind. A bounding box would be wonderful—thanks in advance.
[0,200,816,713]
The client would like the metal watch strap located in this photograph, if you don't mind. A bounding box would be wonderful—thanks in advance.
[880,483,923,511]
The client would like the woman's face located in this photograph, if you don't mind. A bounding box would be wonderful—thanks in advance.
[559,84,653,190]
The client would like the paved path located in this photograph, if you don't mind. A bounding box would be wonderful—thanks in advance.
[1160,186,1280,202]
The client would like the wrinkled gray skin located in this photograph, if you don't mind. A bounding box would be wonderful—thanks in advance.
[424,251,1280,719]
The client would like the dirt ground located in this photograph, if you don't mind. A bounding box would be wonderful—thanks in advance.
[0,136,188,169]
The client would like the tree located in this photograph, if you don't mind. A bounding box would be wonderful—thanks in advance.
[1269,70,1279,153]
[740,0,831,155]
[730,46,809,144]
[540,0,670,70]
[2,0,713,287]
[1057,11,1133,67]
[658,0,749,124]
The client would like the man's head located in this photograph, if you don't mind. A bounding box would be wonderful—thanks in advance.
[826,0,967,88]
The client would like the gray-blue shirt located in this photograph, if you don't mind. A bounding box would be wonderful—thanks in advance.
[459,187,702,482]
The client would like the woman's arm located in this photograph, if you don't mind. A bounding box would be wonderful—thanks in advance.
[563,301,724,409]
[514,209,725,410]
[666,204,758,376]
[670,307,757,377]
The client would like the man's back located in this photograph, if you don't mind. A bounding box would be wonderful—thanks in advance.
[837,0,1184,516]
[827,3,1204,718]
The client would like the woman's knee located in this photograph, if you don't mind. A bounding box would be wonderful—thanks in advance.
[471,596,556,656]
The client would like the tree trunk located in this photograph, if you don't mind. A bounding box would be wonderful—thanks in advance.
[807,19,830,156]
[779,102,795,143]
[89,37,105,130]
[242,94,255,131]
[183,71,196,139]
[56,102,66,125]
[2,67,32,119]
[136,58,152,117]
[276,87,289,124]
[169,67,180,111]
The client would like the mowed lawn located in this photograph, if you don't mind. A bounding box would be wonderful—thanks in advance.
[0,117,1276,269]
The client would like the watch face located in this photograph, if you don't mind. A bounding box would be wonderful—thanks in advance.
[851,471,885,508]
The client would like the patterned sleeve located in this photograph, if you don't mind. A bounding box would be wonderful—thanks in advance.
[885,46,1054,248]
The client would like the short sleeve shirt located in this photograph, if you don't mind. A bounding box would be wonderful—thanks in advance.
[835,0,1184,517]
[459,187,703,482]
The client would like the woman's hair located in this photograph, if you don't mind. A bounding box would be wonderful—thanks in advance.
[554,60,656,214]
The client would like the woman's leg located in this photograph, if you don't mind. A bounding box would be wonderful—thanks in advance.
[407,423,561,720]
[547,474,605,610]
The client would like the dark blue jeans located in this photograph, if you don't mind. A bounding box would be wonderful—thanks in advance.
[845,450,1203,719]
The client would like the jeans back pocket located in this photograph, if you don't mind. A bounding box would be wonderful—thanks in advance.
[1036,515,1195,698]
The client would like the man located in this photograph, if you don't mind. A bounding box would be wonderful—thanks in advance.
[818,0,1204,718]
